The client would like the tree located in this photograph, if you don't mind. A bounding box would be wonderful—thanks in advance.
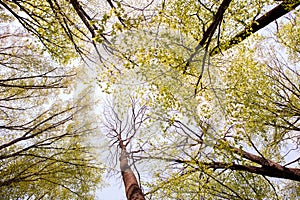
[1,0,300,199]
[99,1,300,199]
[0,0,142,64]
[0,14,102,199]
[101,98,147,200]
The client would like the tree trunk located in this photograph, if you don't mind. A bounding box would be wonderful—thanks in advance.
[119,141,145,200]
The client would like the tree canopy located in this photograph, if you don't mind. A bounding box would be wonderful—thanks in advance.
[1,0,299,199]
[0,5,102,199]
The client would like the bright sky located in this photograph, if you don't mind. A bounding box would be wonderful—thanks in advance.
[96,175,126,200]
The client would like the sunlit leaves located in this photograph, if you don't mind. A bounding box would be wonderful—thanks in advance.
[276,11,300,63]
[102,1,300,199]
[0,15,102,199]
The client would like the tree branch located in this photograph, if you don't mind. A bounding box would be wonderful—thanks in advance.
[210,0,300,56]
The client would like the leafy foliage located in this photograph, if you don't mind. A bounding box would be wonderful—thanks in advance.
[1,0,300,199]
[0,12,102,200]
[98,1,300,199]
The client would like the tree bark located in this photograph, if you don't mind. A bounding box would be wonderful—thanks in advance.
[119,141,145,200]
[204,161,300,182]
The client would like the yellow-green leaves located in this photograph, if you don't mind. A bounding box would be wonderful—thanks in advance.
[0,15,103,199]
[276,11,300,64]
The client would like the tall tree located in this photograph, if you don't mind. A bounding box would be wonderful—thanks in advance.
[0,15,102,199]
[102,98,147,200]
[100,1,300,199]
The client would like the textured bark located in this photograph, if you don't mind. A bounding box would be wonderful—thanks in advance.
[119,141,145,200]
[204,161,300,182]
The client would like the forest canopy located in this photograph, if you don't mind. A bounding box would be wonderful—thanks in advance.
[0,0,299,199]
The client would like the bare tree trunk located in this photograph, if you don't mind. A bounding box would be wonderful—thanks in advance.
[119,141,145,200]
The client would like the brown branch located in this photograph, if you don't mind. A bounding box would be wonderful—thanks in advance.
[134,151,300,182]
[185,0,233,69]
[210,0,300,56]
[103,99,147,199]
[0,107,74,152]
[69,0,108,43]
[204,161,300,182]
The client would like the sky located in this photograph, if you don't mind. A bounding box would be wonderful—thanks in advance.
[96,175,126,200]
